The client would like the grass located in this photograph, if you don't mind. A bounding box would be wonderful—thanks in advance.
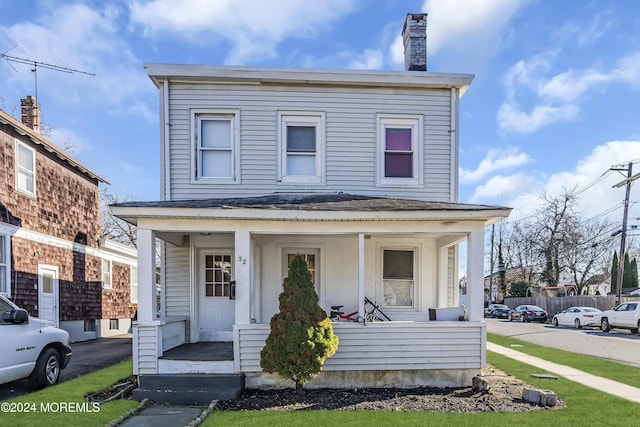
[0,359,138,427]
[4,337,639,427]
[487,332,640,388]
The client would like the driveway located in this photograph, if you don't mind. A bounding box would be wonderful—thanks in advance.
[0,334,132,401]
[485,318,640,368]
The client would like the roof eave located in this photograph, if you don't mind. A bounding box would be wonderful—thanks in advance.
[144,63,474,92]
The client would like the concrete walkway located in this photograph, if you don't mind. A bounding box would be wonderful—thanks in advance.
[488,342,640,404]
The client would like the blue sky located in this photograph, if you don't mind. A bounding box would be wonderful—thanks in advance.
[2,0,640,228]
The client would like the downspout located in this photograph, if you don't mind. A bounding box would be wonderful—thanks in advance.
[162,79,171,200]
[450,87,459,203]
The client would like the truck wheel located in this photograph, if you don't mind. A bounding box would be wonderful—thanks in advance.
[637,321,640,336]
[600,318,611,332]
[29,348,61,389]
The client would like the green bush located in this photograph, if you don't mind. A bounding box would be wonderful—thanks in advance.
[260,254,339,394]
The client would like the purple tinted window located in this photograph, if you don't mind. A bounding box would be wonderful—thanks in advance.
[385,153,412,177]
[385,128,412,151]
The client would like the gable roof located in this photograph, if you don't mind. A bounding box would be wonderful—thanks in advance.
[111,192,511,225]
[0,108,108,183]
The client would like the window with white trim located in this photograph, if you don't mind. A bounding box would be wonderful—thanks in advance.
[376,115,423,186]
[193,111,239,182]
[15,140,36,195]
[0,234,8,295]
[278,112,325,183]
[130,266,138,303]
[102,259,112,290]
[382,248,415,308]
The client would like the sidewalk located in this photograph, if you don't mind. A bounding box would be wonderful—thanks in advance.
[487,342,640,404]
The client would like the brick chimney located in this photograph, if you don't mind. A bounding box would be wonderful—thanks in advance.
[21,96,41,133]
[402,13,427,71]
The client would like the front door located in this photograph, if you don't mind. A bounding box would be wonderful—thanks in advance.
[38,265,59,326]
[198,251,235,341]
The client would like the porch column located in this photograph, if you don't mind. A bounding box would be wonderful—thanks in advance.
[235,229,252,324]
[466,229,485,322]
[358,233,365,317]
[438,245,449,308]
[137,228,157,322]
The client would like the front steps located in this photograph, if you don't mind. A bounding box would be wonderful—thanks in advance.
[132,373,245,404]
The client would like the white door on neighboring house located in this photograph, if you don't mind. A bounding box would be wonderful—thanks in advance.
[38,265,59,326]
[198,251,235,341]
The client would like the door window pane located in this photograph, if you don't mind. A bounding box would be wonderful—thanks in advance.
[204,254,232,297]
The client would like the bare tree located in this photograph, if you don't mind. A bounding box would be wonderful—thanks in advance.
[100,187,138,248]
[501,188,615,293]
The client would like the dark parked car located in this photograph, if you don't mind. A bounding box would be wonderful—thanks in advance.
[485,304,511,318]
[508,305,548,323]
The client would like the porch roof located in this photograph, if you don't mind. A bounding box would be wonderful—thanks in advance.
[111,193,511,225]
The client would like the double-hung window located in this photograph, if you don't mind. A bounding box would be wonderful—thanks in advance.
[382,248,416,308]
[278,112,325,184]
[193,110,239,183]
[376,114,423,186]
[0,234,8,295]
[15,140,36,195]
[102,259,112,290]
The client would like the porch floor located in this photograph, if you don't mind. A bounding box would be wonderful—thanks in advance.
[160,342,233,361]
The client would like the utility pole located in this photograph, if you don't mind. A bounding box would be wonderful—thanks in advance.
[612,162,640,305]
[489,224,495,305]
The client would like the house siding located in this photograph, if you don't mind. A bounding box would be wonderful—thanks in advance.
[165,84,453,201]
[164,243,191,318]
[237,322,484,373]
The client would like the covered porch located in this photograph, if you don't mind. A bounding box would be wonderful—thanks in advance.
[113,194,509,387]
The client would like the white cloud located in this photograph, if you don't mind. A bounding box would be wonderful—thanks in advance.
[495,140,640,223]
[460,149,531,183]
[0,4,153,116]
[128,0,358,65]
[498,50,640,133]
[468,173,540,204]
[348,49,384,70]
[387,0,530,68]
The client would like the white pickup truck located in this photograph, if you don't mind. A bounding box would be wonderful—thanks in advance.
[600,301,640,335]
[0,294,72,388]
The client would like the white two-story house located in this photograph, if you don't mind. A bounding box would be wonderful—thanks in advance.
[112,13,510,395]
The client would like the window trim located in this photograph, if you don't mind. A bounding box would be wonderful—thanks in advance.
[278,112,325,184]
[375,114,423,187]
[377,243,420,311]
[130,265,138,304]
[191,109,240,184]
[0,234,9,297]
[15,139,36,196]
[102,259,112,290]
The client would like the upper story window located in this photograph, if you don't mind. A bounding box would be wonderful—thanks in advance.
[15,140,36,195]
[278,112,325,184]
[102,259,112,290]
[376,114,423,186]
[0,234,9,296]
[192,110,240,183]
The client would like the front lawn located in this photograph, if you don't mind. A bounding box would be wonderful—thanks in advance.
[0,359,138,427]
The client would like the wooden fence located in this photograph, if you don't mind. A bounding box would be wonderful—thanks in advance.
[503,295,640,317]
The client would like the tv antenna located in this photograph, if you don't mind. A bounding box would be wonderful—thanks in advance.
[1,45,95,102]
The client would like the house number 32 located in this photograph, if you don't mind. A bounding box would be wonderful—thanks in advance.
[238,256,247,264]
